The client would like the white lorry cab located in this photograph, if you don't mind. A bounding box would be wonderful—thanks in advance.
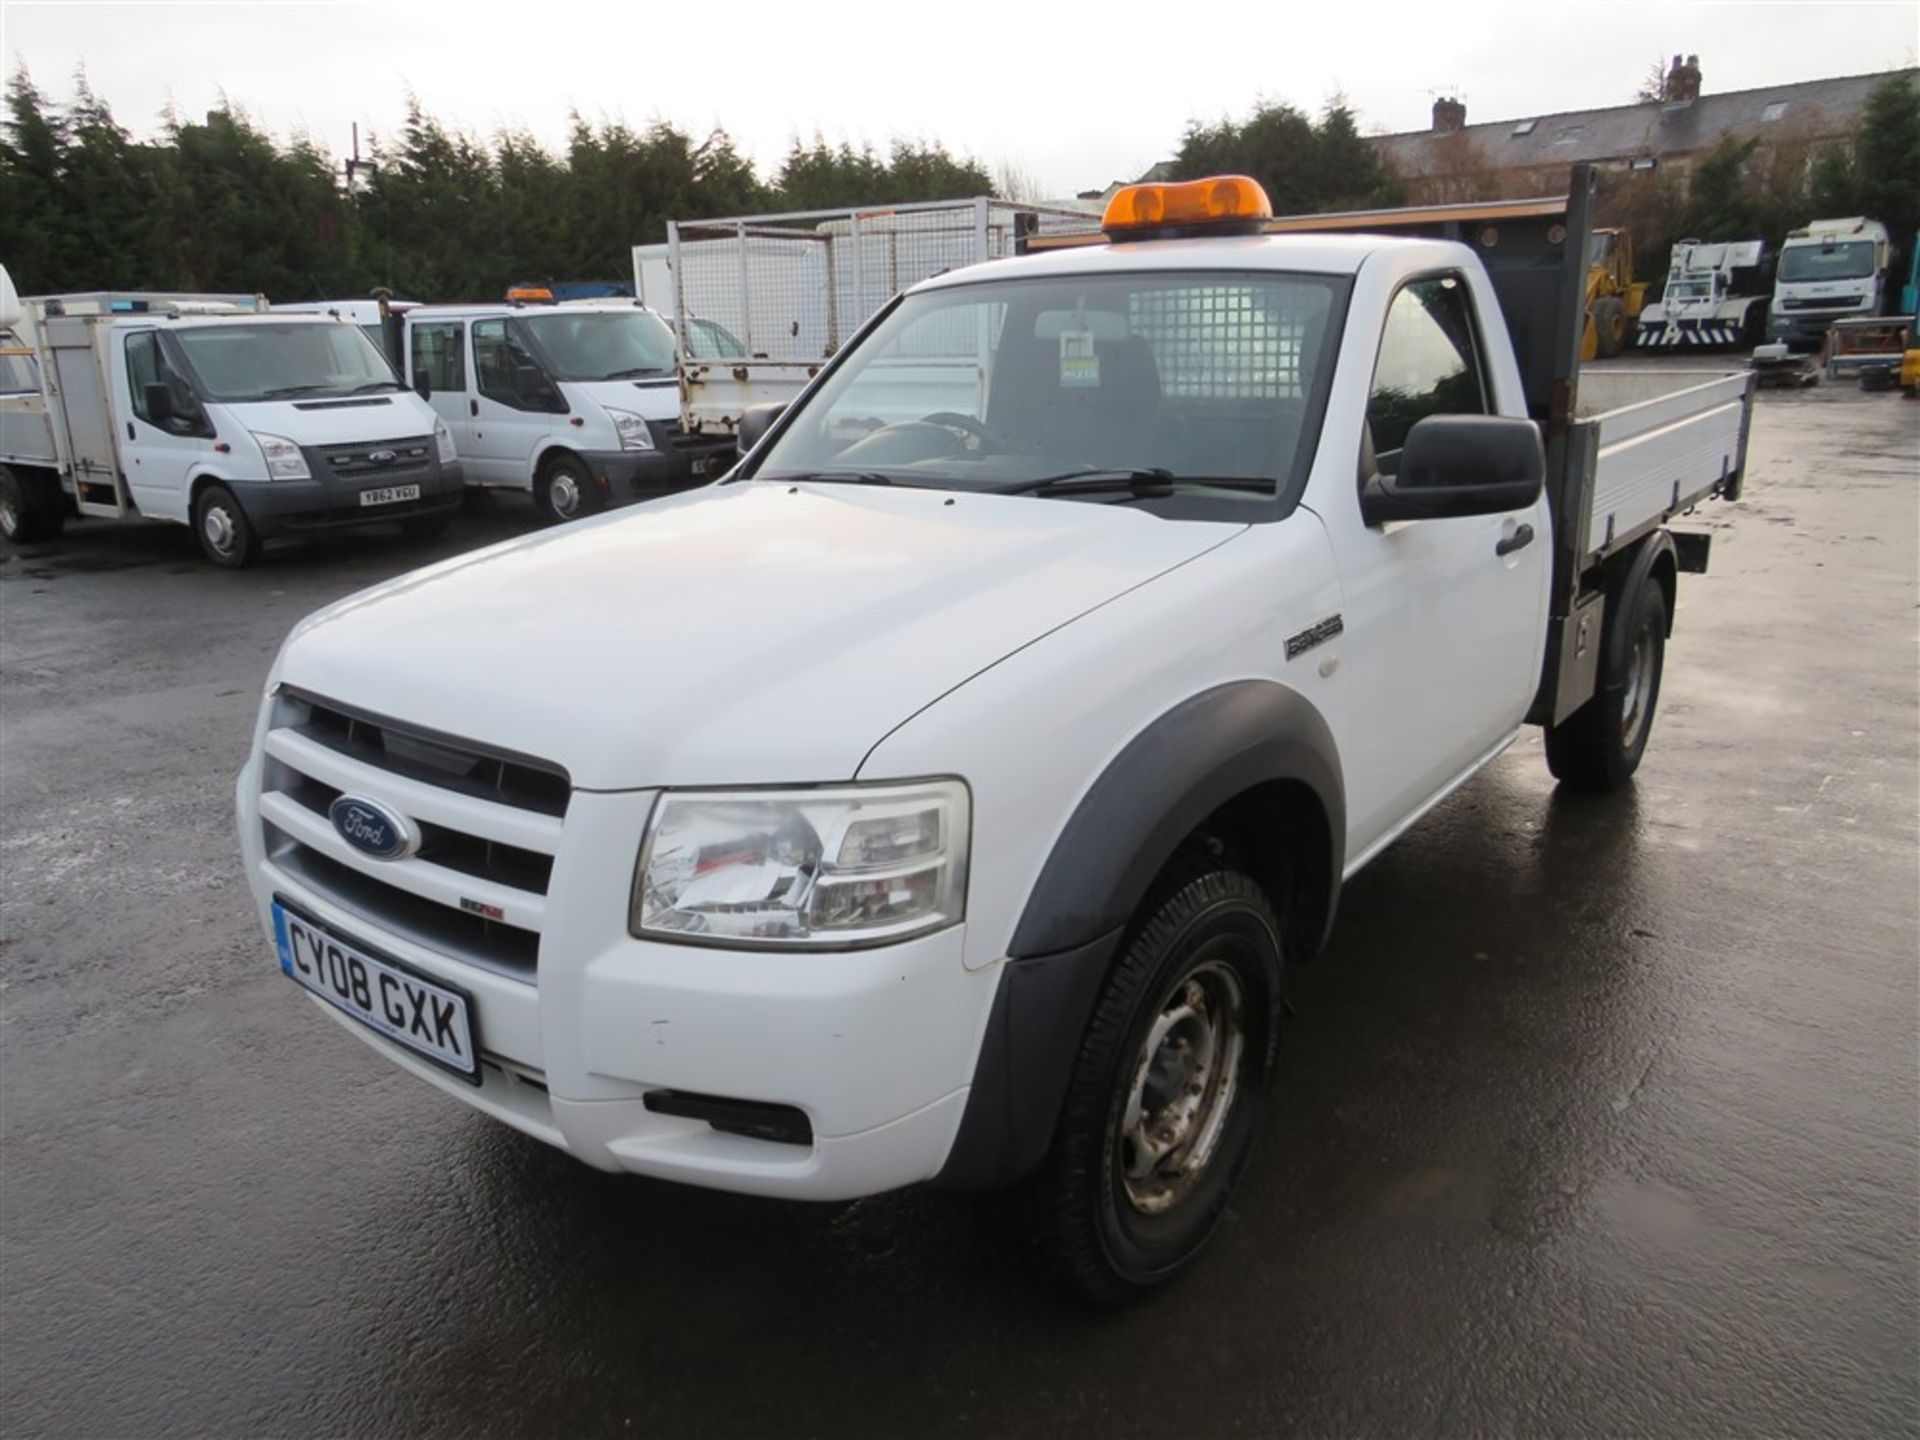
[401,298,735,521]
[0,268,461,564]
[1768,217,1893,347]
[238,168,1756,1298]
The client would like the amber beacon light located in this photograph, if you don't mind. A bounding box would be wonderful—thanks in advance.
[1102,175,1274,236]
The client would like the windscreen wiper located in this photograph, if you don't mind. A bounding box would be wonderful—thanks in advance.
[349,380,405,393]
[990,469,1274,499]
[606,366,672,379]
[260,384,331,398]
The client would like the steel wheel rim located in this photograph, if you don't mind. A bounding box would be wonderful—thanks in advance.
[1621,624,1656,745]
[202,504,237,556]
[549,472,581,518]
[1117,957,1247,1216]
[0,493,17,537]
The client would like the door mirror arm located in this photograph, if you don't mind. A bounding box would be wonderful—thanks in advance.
[735,402,787,457]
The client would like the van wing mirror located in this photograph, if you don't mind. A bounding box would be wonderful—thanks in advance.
[1361,414,1544,525]
[512,362,558,408]
[736,402,787,456]
[143,382,178,426]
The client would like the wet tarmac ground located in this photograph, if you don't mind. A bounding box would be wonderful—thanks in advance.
[2,374,1915,1437]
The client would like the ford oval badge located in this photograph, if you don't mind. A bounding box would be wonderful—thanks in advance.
[328,795,419,860]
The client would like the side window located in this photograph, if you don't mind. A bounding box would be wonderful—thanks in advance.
[0,331,38,394]
[1365,276,1488,475]
[126,332,202,434]
[472,318,551,410]
[412,322,466,392]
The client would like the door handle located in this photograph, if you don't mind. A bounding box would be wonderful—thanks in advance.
[469,399,479,417]
[126,422,136,440]
[1495,523,1535,557]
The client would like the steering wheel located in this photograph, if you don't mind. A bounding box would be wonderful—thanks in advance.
[917,412,1004,453]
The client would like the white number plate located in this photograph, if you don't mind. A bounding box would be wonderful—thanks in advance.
[272,901,479,1081]
[359,483,421,507]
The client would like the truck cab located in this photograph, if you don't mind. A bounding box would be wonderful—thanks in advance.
[1768,217,1892,347]
[0,270,463,564]
[238,169,1753,1300]
[401,299,734,521]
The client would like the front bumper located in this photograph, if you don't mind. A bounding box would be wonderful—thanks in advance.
[236,770,996,1201]
[235,461,465,537]
[1767,309,1869,347]
[582,430,736,505]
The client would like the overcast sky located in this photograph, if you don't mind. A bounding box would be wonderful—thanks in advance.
[2,0,1915,196]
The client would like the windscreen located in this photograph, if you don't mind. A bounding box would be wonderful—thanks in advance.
[1779,240,1877,282]
[517,311,677,380]
[172,323,401,401]
[748,270,1345,506]
[684,317,747,360]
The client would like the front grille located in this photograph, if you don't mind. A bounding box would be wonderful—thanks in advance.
[320,437,434,479]
[1781,297,1862,312]
[258,688,570,982]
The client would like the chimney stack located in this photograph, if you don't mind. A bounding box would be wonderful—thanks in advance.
[1665,53,1703,104]
[1432,96,1466,134]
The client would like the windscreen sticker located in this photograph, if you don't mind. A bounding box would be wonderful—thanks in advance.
[1059,329,1100,389]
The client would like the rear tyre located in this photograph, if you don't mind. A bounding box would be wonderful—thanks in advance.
[534,454,598,524]
[1020,862,1283,1303]
[193,483,261,568]
[1545,577,1667,790]
[0,467,65,544]
[1594,297,1628,359]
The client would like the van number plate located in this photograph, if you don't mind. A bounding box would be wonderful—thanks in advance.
[271,900,479,1081]
[359,484,421,507]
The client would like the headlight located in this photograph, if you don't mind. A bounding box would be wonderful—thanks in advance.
[632,780,969,949]
[605,408,655,452]
[252,432,310,480]
[433,417,457,464]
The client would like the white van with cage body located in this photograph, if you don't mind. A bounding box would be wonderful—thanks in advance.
[237,166,1753,1300]
[0,267,460,564]
[664,197,1101,440]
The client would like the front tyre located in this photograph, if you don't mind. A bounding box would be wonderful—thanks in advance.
[1022,864,1283,1302]
[1545,577,1667,789]
[193,483,260,568]
[535,453,599,524]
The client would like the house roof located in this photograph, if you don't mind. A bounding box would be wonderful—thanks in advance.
[1373,69,1912,175]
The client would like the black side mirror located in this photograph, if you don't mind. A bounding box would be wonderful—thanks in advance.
[412,367,432,401]
[143,382,176,426]
[512,362,557,408]
[1361,414,1544,525]
[736,402,787,456]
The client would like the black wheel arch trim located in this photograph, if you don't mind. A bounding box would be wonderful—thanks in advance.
[1607,530,1677,675]
[934,680,1344,1190]
[1007,680,1344,959]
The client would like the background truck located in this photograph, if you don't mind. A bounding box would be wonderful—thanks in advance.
[237,165,1754,1301]
[0,266,462,564]
[400,298,735,521]
[1767,216,1893,347]
[1582,226,1646,359]
[665,197,1100,438]
[1637,238,1769,348]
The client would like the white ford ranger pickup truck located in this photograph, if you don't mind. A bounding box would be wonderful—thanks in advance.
[236,168,1753,1299]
